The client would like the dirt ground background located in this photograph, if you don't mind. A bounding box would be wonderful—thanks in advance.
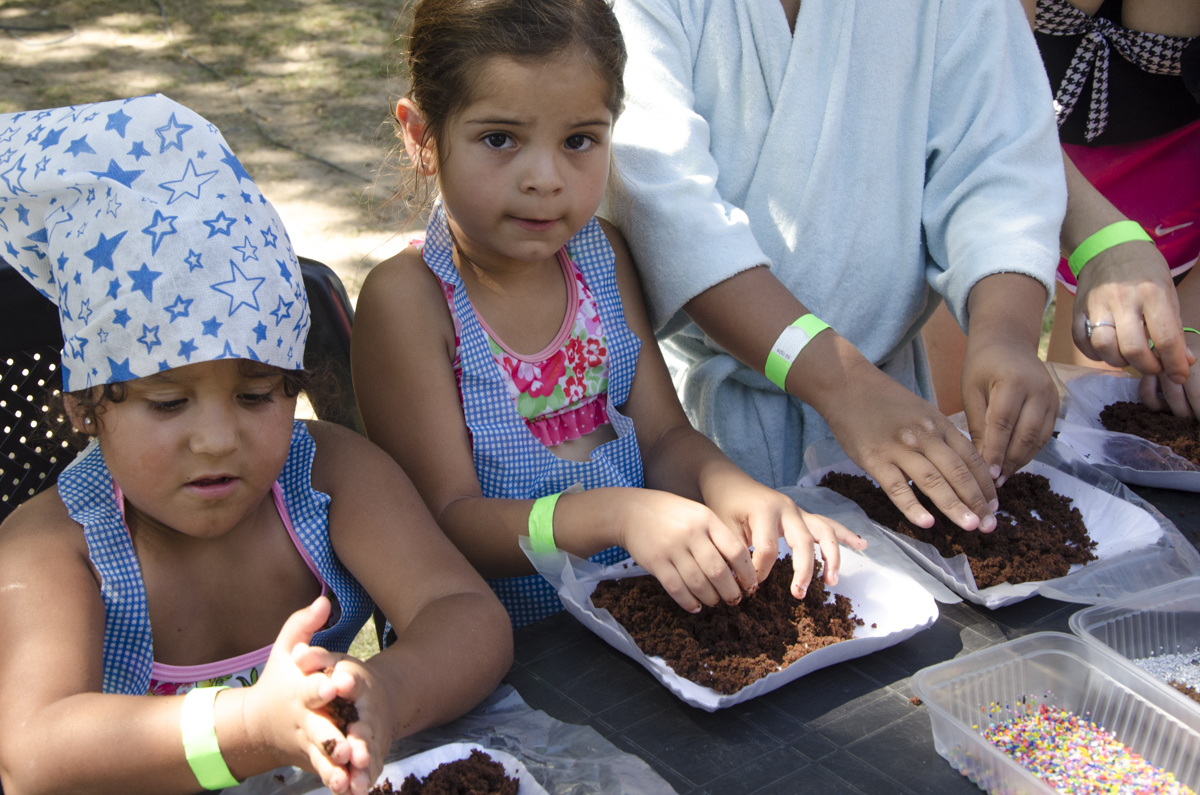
[2,0,420,303]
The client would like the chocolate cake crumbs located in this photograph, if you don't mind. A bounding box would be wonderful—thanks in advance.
[590,556,862,695]
[369,750,519,795]
[1100,401,1200,466]
[326,696,359,734]
[1170,680,1200,705]
[818,472,1097,588]
[322,739,337,757]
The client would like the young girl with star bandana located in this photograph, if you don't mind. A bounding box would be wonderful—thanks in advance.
[0,94,511,795]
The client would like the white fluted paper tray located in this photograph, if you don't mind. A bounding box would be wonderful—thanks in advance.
[797,455,1164,609]
[302,742,546,795]
[524,539,938,711]
[1053,365,1200,491]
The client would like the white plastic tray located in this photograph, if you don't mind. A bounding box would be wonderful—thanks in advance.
[1054,366,1200,491]
[797,455,1164,609]
[524,539,938,711]
[302,742,546,795]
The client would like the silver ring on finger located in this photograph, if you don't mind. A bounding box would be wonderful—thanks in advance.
[1085,318,1116,340]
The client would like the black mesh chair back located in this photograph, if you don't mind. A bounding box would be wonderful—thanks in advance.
[299,257,361,435]
[0,257,360,523]
[0,260,75,522]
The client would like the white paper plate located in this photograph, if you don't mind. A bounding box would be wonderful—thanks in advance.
[302,742,546,795]
[1055,369,1200,491]
[534,541,938,712]
[797,457,1164,609]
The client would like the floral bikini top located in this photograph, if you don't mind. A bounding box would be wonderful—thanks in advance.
[419,239,612,448]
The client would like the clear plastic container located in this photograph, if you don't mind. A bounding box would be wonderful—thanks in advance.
[1070,576,1200,664]
[1070,576,1200,713]
[911,632,1200,794]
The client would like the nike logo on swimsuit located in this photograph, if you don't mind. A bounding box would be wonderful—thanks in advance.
[1154,221,1195,237]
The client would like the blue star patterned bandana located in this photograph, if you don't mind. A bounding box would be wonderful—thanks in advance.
[0,94,308,391]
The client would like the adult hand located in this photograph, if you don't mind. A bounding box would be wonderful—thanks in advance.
[615,489,759,612]
[1140,332,1200,418]
[1072,240,1193,382]
[961,336,1058,486]
[821,359,999,533]
[701,469,866,598]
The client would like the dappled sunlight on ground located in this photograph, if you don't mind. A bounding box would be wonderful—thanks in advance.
[2,0,421,304]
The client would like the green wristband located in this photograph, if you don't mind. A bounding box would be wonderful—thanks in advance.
[1067,220,1154,277]
[528,492,563,554]
[181,685,239,790]
[764,314,831,390]
[1147,329,1200,350]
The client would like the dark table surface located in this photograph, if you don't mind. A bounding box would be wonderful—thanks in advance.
[502,485,1200,795]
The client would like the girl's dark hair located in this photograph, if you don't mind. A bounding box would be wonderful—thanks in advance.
[394,0,627,210]
[55,360,335,439]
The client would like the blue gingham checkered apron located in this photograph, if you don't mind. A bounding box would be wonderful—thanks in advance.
[56,420,375,694]
[423,202,644,627]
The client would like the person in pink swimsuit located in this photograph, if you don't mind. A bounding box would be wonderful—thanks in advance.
[925,0,1200,418]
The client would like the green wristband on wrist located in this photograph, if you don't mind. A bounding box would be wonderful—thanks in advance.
[764,314,831,391]
[181,685,239,790]
[1067,220,1154,278]
[528,492,563,554]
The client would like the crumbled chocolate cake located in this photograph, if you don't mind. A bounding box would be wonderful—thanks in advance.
[590,556,862,695]
[818,471,1097,588]
[366,750,519,795]
[1100,400,1200,466]
[326,696,359,734]
[1170,680,1200,705]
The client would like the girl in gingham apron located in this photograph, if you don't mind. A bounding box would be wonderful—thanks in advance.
[353,0,864,628]
[0,94,511,794]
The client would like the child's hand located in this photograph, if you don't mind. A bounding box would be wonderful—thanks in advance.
[615,489,760,612]
[702,472,867,598]
[289,652,395,795]
[961,336,1058,487]
[241,597,357,792]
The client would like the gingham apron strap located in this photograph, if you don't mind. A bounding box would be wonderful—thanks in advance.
[564,218,641,408]
[57,441,154,694]
[420,201,550,498]
[278,421,375,653]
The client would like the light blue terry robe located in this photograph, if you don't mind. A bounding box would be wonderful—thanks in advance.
[609,0,1067,488]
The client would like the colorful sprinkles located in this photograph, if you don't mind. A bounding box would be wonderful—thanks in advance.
[979,702,1196,794]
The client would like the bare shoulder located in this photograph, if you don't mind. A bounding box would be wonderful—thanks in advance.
[0,488,93,584]
[304,420,405,495]
[353,244,455,362]
[357,245,445,319]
